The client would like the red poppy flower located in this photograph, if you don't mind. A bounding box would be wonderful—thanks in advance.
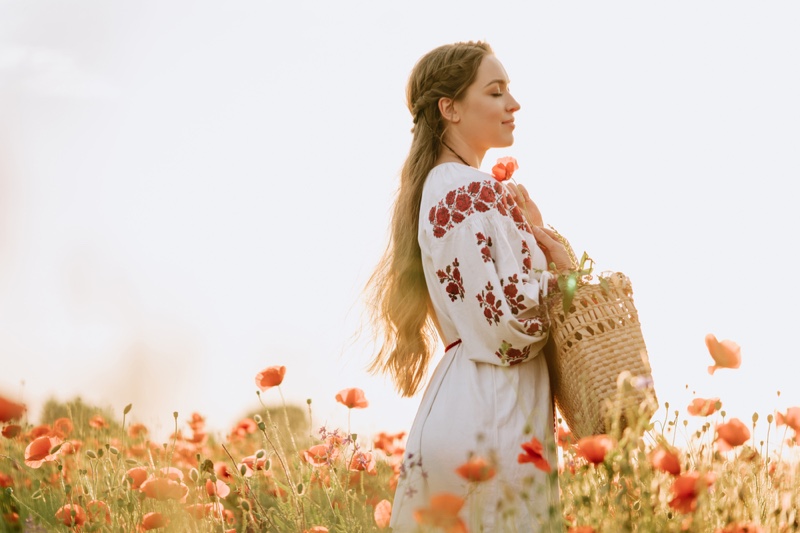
[230,417,257,439]
[159,466,184,481]
[492,156,519,182]
[55,504,86,528]
[24,435,62,468]
[557,426,574,448]
[374,499,392,529]
[89,415,108,429]
[705,333,741,375]
[0,395,25,423]
[716,418,750,451]
[128,423,149,438]
[576,435,615,465]
[53,417,74,437]
[206,478,231,499]
[303,444,338,466]
[140,477,189,501]
[2,425,21,439]
[649,446,681,476]
[517,436,552,473]
[568,527,598,533]
[335,388,369,409]
[214,462,235,482]
[373,431,406,456]
[776,407,800,432]
[455,455,496,482]
[255,365,286,391]
[669,471,716,513]
[349,451,377,474]
[413,492,467,533]
[86,500,111,524]
[241,450,269,472]
[126,467,149,489]
[142,512,170,530]
[687,397,721,417]
[304,528,329,533]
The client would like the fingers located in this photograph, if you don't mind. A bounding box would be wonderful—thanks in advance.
[517,183,532,202]
[531,226,571,270]
[506,182,525,205]
[538,226,560,240]
[530,226,558,248]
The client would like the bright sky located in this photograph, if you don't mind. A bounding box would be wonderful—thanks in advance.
[1,2,799,448]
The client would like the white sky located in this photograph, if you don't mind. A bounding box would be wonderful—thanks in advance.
[1,1,798,447]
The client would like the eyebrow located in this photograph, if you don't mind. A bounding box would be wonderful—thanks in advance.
[483,79,509,88]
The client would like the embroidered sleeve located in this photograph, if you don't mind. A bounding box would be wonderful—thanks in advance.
[429,203,551,367]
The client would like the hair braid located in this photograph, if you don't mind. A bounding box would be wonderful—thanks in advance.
[366,41,492,397]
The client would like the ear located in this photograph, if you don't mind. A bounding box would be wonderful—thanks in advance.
[438,97,460,124]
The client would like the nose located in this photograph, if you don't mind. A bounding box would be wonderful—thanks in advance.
[507,93,520,113]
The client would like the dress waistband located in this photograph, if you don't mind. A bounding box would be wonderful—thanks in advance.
[445,339,462,352]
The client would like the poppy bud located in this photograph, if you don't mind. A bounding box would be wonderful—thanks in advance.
[86,450,98,459]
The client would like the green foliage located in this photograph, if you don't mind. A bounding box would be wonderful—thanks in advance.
[2,392,800,532]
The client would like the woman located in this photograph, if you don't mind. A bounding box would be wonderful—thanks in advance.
[367,41,572,531]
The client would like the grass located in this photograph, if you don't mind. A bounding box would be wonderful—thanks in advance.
[1,371,799,532]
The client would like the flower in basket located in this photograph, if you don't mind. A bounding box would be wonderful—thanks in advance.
[545,250,598,315]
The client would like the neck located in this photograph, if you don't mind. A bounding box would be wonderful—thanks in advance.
[437,137,484,169]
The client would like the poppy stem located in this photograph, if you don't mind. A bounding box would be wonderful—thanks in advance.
[278,386,300,457]
[260,410,306,530]
[220,444,274,529]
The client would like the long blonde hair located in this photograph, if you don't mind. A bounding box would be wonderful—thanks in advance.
[367,41,493,397]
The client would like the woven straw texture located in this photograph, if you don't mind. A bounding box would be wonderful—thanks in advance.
[544,272,657,439]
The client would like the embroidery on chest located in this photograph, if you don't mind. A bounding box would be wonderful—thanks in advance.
[427,180,531,238]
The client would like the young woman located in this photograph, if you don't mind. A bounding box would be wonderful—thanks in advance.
[367,41,572,531]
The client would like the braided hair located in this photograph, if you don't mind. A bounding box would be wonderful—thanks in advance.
[367,41,493,397]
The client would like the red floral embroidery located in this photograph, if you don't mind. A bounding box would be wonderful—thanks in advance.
[521,240,532,274]
[428,180,530,238]
[523,317,544,335]
[476,282,503,325]
[436,258,464,302]
[495,341,530,366]
[500,274,527,316]
[476,232,493,263]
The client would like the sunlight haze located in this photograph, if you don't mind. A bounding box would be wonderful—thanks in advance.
[1,1,798,447]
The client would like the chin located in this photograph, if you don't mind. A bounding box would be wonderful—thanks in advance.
[498,136,515,148]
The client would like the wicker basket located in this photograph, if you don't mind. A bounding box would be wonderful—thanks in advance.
[544,271,657,439]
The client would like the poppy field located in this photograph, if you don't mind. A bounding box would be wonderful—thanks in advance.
[1,334,799,532]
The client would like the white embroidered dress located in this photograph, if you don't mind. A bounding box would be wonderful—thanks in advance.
[390,163,560,532]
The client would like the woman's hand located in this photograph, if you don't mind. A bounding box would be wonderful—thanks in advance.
[506,182,543,228]
[505,182,571,271]
[530,226,573,272]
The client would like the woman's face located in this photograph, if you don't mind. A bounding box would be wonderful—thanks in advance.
[451,55,520,153]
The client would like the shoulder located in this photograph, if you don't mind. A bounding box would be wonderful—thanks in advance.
[421,164,530,240]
